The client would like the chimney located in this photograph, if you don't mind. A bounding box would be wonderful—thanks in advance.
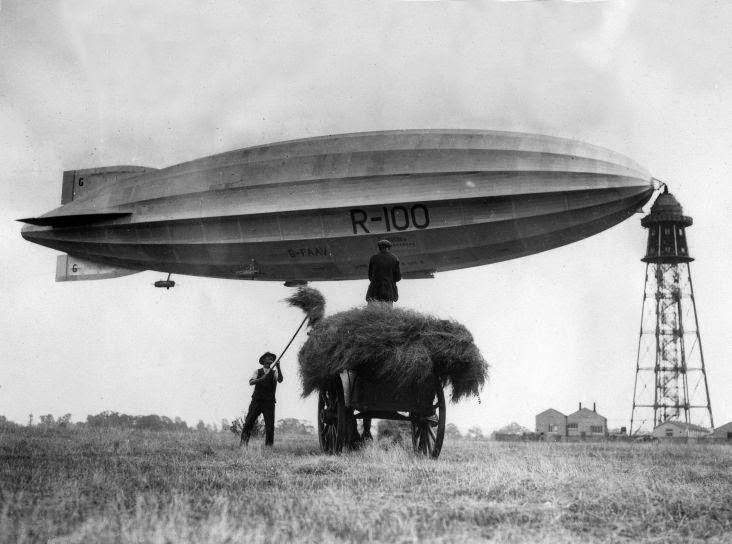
[593,402,596,412]
[579,402,582,410]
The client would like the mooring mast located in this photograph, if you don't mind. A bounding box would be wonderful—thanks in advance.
[630,187,714,435]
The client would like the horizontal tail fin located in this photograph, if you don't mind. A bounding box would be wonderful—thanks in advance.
[55,254,141,282]
[18,212,131,227]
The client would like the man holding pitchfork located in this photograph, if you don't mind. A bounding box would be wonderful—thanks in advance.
[239,287,323,447]
[240,351,283,447]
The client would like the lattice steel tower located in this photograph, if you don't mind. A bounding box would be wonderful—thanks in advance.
[630,188,713,434]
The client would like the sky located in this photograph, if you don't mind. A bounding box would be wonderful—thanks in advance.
[1,0,730,434]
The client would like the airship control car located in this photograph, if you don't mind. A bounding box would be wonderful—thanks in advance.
[20,129,654,283]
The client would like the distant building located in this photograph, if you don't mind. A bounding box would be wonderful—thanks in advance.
[652,421,711,439]
[535,402,607,439]
[566,403,607,438]
[535,408,567,437]
[712,421,732,441]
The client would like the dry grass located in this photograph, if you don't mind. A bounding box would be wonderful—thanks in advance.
[1,428,731,543]
[298,303,488,402]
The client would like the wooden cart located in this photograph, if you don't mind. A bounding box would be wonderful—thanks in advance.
[317,371,446,458]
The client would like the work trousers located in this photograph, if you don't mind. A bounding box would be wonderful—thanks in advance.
[241,399,276,446]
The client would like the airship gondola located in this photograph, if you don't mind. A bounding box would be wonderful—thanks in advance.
[20,130,654,283]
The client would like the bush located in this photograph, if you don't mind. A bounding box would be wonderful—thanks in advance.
[229,415,264,437]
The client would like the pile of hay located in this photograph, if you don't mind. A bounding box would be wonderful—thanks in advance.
[285,286,325,325]
[298,302,488,402]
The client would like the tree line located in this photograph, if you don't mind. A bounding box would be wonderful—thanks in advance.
[0,412,316,435]
[2,413,490,439]
[376,420,486,441]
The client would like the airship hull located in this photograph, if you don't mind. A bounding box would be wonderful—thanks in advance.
[21,130,654,282]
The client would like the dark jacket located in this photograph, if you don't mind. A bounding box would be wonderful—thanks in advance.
[366,251,401,302]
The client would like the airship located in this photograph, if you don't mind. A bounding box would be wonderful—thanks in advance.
[20,129,654,284]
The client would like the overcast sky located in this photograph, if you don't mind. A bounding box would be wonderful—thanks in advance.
[1,0,730,433]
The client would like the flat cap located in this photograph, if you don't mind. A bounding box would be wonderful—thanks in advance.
[377,239,392,248]
[259,352,277,363]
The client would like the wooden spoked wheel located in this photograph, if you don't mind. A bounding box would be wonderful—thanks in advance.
[318,380,349,454]
[410,381,446,458]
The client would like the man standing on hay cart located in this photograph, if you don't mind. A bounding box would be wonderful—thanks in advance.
[366,239,401,306]
[240,351,283,447]
[362,239,401,440]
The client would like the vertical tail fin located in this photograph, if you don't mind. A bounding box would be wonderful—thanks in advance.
[61,165,157,204]
[56,255,141,282]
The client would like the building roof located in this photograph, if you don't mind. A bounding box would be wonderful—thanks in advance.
[536,408,566,418]
[654,421,710,433]
[712,421,732,434]
[567,407,607,421]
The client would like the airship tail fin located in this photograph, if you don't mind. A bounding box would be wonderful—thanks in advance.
[55,254,141,282]
[61,165,157,204]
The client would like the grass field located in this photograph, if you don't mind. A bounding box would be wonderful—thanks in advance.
[1,428,730,543]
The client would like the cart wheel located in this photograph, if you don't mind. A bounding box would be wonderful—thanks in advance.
[410,379,446,458]
[318,380,350,454]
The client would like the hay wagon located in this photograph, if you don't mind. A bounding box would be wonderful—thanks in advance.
[317,370,446,458]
